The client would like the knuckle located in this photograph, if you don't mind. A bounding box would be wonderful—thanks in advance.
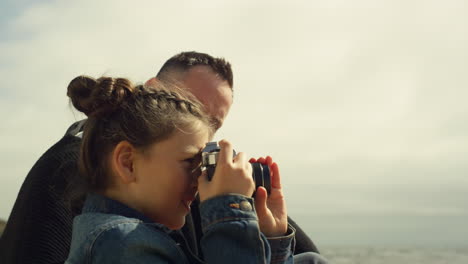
[220,139,231,147]
[242,166,251,175]
[232,166,243,174]
[248,176,255,184]
[234,165,249,177]
[248,178,255,189]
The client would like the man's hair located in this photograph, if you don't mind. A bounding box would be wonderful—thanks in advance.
[157,51,233,88]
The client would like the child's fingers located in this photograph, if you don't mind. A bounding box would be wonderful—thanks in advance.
[271,162,282,189]
[233,151,246,163]
[217,139,233,165]
[254,186,268,218]
[265,156,273,167]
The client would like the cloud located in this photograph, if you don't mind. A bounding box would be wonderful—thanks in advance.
[1,0,467,245]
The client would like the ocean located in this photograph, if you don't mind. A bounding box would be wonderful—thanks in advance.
[320,246,468,264]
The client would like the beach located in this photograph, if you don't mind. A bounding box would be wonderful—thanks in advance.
[321,246,468,264]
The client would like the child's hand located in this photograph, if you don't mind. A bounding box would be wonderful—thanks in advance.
[198,140,255,202]
[250,156,288,237]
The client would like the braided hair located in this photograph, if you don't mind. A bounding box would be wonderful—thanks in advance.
[67,75,213,191]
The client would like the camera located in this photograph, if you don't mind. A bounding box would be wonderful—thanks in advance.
[201,142,271,194]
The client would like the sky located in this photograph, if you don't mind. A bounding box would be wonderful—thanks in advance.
[1,0,467,247]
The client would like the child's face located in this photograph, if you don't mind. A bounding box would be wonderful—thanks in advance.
[131,124,210,229]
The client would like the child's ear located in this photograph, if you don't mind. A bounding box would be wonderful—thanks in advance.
[111,141,137,184]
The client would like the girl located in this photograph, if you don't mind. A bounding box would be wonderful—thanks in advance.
[65,76,295,263]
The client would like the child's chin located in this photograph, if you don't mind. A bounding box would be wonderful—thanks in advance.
[167,218,185,230]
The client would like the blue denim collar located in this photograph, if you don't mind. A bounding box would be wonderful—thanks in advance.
[82,193,165,229]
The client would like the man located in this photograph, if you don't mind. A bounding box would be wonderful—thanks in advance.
[149,51,319,256]
[0,122,83,264]
[148,52,233,131]
[0,51,319,264]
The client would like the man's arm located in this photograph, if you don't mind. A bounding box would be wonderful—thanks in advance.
[287,216,319,254]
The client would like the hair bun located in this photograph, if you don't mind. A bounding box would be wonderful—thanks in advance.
[67,76,98,116]
[67,75,134,117]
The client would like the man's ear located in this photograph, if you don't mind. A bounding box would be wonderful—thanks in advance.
[145,77,158,87]
[111,141,137,184]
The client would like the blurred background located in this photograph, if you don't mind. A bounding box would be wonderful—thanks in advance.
[1,0,467,262]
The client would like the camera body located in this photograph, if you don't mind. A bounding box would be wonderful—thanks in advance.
[201,142,271,194]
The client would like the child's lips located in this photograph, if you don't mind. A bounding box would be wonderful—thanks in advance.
[183,190,197,211]
[183,197,195,211]
[182,200,191,212]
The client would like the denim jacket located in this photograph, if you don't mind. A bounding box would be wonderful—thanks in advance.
[65,193,295,264]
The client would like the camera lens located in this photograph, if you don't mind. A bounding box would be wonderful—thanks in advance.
[201,142,272,195]
[251,163,271,194]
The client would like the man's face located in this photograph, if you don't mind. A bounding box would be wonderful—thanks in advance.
[182,65,233,130]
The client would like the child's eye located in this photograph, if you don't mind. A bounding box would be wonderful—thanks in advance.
[183,155,201,166]
[183,157,202,175]
[184,158,196,164]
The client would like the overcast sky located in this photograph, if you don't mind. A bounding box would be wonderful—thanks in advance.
[1,0,467,247]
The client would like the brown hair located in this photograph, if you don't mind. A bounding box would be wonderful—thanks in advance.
[67,75,212,192]
[156,51,234,89]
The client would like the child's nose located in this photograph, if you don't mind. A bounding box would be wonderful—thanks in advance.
[190,167,202,186]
